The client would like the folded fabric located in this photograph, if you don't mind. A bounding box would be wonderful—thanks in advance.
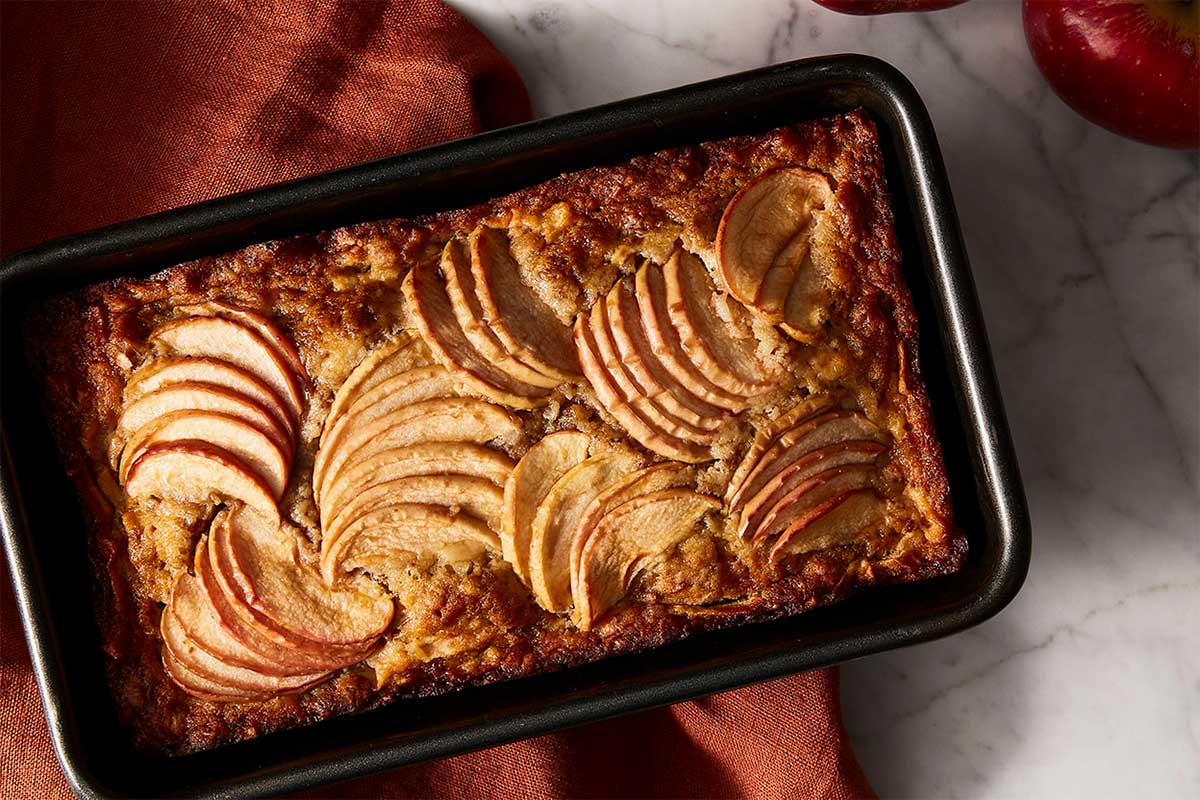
[0,2,873,798]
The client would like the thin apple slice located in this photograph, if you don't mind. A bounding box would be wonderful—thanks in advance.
[151,315,305,422]
[117,381,292,458]
[195,542,369,673]
[569,461,695,596]
[442,240,560,389]
[321,443,513,532]
[404,257,549,409]
[738,441,885,538]
[589,297,718,443]
[162,646,261,703]
[162,605,326,698]
[324,474,504,547]
[119,410,289,498]
[176,300,309,383]
[752,464,876,542]
[312,366,459,496]
[607,278,726,430]
[125,357,295,438]
[314,397,521,505]
[769,489,885,564]
[729,411,884,513]
[168,572,329,683]
[663,250,773,397]
[216,504,394,648]
[635,260,748,412]
[125,442,281,522]
[469,226,581,382]
[715,167,833,333]
[573,489,720,630]
[575,312,711,464]
[321,332,429,445]
[527,450,642,613]
[322,503,500,583]
[724,395,833,504]
[501,430,592,585]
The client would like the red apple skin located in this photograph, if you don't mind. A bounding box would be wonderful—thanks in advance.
[810,0,968,13]
[1023,0,1199,149]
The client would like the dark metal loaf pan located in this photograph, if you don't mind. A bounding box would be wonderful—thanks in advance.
[0,55,1030,799]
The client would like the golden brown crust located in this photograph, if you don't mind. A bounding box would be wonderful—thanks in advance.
[24,109,965,754]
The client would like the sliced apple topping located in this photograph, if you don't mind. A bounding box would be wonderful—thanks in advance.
[404,251,551,409]
[500,430,592,584]
[724,394,833,506]
[320,332,428,444]
[714,167,834,336]
[322,503,501,583]
[125,442,282,523]
[634,259,751,413]
[575,307,712,464]
[442,239,560,389]
[151,314,306,422]
[573,489,720,631]
[468,226,581,383]
[768,489,886,565]
[176,300,309,384]
[527,450,642,612]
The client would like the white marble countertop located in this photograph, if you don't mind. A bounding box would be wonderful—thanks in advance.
[450,1,1199,796]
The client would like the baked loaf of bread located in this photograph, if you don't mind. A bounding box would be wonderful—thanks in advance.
[25,109,965,754]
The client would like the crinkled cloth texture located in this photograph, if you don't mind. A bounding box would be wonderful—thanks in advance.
[0,1,874,797]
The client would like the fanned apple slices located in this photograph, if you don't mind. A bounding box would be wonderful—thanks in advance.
[715,167,835,339]
[503,438,715,628]
[576,251,775,462]
[725,397,890,562]
[161,504,391,702]
[118,303,306,520]
[314,336,517,580]
[403,227,580,409]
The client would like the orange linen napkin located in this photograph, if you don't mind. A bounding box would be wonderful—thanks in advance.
[0,2,875,798]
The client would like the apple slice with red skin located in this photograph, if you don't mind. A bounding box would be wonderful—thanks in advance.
[728,411,884,514]
[468,226,582,382]
[118,381,292,460]
[312,366,459,495]
[404,256,550,410]
[442,239,560,389]
[176,301,309,384]
[590,296,719,443]
[195,541,371,672]
[750,463,877,543]
[215,504,394,648]
[321,442,513,532]
[569,461,695,597]
[119,410,289,498]
[527,450,643,613]
[635,259,749,412]
[161,646,261,703]
[151,315,305,423]
[322,502,500,583]
[573,489,720,630]
[324,474,504,547]
[166,572,329,686]
[724,395,834,504]
[769,489,886,564]
[125,441,282,522]
[314,397,521,505]
[204,517,380,664]
[574,309,711,464]
[715,168,834,335]
[738,441,885,539]
[125,357,296,439]
[321,332,428,445]
[501,430,592,585]
[663,250,773,398]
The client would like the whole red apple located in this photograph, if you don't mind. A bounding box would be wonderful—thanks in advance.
[810,0,967,12]
[1023,0,1199,149]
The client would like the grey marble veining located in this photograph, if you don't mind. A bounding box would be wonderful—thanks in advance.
[449,1,1199,796]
